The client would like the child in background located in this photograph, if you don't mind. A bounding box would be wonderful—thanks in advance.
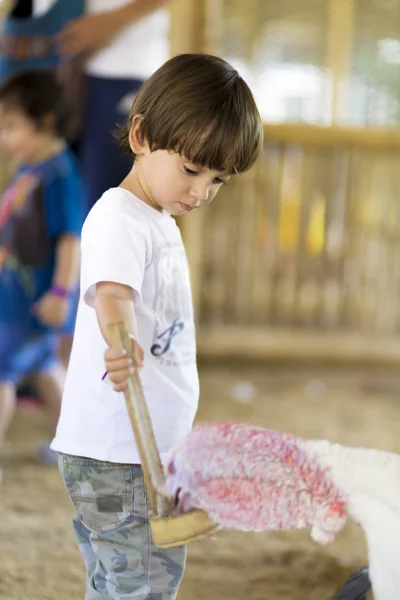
[0,70,85,466]
[52,53,263,599]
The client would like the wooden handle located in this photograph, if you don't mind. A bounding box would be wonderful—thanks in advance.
[108,322,173,518]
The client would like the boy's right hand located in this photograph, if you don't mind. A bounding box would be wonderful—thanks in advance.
[104,337,144,392]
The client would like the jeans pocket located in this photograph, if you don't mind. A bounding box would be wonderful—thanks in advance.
[60,455,137,533]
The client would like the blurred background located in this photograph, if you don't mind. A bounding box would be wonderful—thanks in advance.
[2,0,400,598]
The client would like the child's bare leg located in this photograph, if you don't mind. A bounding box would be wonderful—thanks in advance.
[31,364,65,434]
[0,382,16,445]
[31,365,65,463]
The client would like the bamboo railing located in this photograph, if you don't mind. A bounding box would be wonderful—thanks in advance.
[182,125,400,362]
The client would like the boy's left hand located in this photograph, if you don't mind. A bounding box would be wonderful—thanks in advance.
[33,292,69,328]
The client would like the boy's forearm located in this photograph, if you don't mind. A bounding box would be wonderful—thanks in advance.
[94,288,138,347]
[52,235,80,291]
[113,0,169,29]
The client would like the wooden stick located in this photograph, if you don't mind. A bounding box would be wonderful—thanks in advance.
[108,322,173,518]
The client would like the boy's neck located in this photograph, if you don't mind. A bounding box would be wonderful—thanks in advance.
[24,138,65,166]
[120,167,163,213]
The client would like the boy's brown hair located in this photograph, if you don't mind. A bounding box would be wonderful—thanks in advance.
[0,70,75,140]
[116,53,263,174]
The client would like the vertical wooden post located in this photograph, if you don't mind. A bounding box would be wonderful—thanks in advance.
[169,0,207,56]
[326,0,355,125]
[169,0,209,318]
[203,0,224,55]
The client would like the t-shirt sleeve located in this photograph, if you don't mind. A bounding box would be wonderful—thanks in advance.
[45,157,86,238]
[81,198,149,308]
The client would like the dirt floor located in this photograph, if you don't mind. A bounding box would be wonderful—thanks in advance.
[3,363,397,600]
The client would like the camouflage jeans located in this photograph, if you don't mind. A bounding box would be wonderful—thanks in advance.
[58,454,186,600]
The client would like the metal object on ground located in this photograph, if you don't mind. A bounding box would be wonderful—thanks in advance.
[330,566,370,600]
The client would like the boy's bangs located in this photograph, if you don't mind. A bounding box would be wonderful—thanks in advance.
[169,112,259,174]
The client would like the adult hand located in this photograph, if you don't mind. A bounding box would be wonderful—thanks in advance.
[57,12,123,59]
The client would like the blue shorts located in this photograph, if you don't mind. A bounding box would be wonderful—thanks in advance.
[80,75,145,211]
[0,324,58,385]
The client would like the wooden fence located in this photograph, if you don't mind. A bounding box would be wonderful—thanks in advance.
[181,125,400,363]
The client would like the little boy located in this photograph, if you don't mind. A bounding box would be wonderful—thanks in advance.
[52,53,263,599]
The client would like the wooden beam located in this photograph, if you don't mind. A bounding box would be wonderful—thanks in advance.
[197,326,400,365]
[263,123,400,149]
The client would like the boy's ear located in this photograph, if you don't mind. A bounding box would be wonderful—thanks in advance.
[129,115,149,155]
[40,113,56,133]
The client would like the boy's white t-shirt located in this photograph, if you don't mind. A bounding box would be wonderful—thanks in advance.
[33,0,169,79]
[51,188,199,464]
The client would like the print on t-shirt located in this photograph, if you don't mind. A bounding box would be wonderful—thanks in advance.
[151,242,196,367]
[0,172,50,293]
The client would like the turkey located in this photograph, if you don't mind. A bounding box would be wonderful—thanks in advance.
[160,421,400,600]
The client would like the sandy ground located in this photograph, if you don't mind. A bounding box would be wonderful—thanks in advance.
[2,363,395,599]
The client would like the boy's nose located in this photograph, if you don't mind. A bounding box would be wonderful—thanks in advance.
[190,185,210,205]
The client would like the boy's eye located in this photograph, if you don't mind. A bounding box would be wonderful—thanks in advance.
[184,166,199,176]
[183,165,229,185]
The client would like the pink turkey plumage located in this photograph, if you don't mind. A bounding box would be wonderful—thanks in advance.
[160,422,400,600]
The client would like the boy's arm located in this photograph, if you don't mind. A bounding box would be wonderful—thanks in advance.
[34,234,80,327]
[96,281,144,391]
[95,281,138,347]
[57,0,169,59]
[52,234,80,292]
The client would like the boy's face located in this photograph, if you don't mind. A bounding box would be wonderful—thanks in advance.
[126,120,232,216]
[136,149,231,216]
[0,105,46,165]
